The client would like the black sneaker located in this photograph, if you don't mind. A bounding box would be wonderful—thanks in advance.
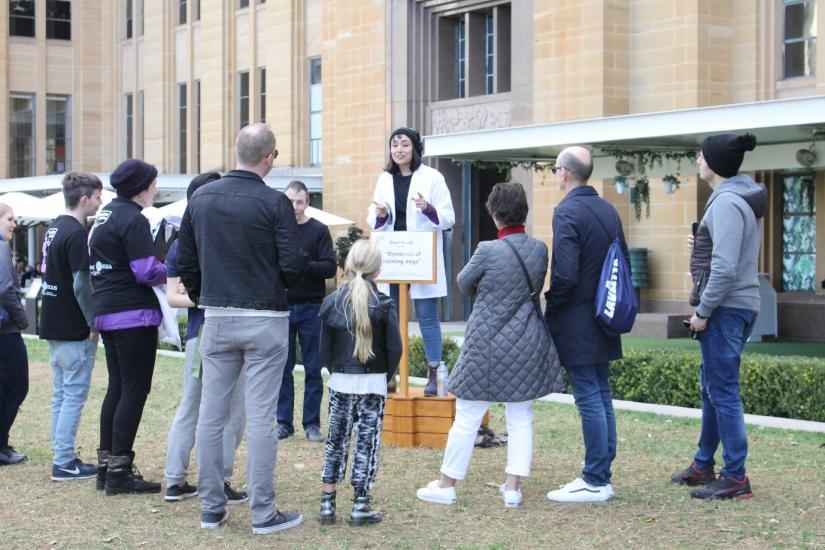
[200,509,229,529]
[691,474,753,500]
[277,425,293,440]
[671,463,716,486]
[51,457,97,481]
[252,511,303,535]
[225,481,249,504]
[166,481,198,502]
[0,446,27,466]
[305,426,326,443]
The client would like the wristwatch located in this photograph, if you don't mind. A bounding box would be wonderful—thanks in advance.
[695,312,708,320]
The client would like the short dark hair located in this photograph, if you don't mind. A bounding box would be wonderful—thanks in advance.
[187,171,221,200]
[559,152,593,182]
[62,172,103,208]
[485,181,529,227]
[285,180,309,197]
[384,143,423,175]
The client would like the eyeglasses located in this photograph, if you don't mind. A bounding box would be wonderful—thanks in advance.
[551,164,571,175]
[271,148,279,160]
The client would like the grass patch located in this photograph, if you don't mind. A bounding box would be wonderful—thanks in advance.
[623,336,825,358]
[2,338,824,548]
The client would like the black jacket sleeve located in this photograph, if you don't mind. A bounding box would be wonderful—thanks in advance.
[545,207,580,320]
[384,301,403,381]
[274,194,308,287]
[176,205,201,304]
[306,224,337,280]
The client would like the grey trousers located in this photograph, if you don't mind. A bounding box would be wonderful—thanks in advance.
[196,316,288,525]
[164,336,246,487]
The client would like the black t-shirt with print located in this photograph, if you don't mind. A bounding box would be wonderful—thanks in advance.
[39,215,91,341]
[89,197,160,316]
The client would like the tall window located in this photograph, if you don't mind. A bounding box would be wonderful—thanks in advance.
[194,0,200,21]
[238,71,250,130]
[138,90,144,157]
[46,0,71,40]
[46,95,71,174]
[138,0,144,35]
[782,175,817,291]
[195,80,201,172]
[456,19,466,97]
[238,0,249,8]
[178,0,186,25]
[10,0,35,37]
[258,67,266,122]
[125,0,132,39]
[125,93,133,159]
[9,93,35,178]
[783,0,817,79]
[309,58,322,166]
[178,84,187,173]
[485,14,494,94]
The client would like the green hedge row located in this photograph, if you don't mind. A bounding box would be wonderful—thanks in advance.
[407,336,461,378]
[610,349,825,422]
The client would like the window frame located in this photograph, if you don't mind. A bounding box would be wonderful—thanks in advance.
[309,57,322,167]
[782,0,817,79]
[178,83,188,173]
[9,0,36,38]
[45,0,71,41]
[8,92,36,178]
[238,71,250,130]
[45,94,71,175]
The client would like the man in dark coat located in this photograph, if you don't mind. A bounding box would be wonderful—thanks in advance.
[544,146,628,503]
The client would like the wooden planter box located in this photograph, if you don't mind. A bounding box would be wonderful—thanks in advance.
[382,387,456,448]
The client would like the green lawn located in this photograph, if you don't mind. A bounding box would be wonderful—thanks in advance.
[623,336,825,358]
[2,338,824,548]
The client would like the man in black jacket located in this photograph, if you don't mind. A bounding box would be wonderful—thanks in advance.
[277,180,336,443]
[544,146,628,504]
[177,123,307,535]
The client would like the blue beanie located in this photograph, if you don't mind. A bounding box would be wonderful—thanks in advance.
[110,159,158,198]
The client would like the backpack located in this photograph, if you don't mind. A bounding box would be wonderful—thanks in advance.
[574,199,638,337]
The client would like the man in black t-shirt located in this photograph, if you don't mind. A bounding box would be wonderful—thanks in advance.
[39,172,103,482]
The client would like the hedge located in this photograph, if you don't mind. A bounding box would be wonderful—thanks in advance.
[407,336,461,378]
[610,349,825,423]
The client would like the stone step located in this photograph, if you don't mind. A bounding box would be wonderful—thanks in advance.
[629,313,691,339]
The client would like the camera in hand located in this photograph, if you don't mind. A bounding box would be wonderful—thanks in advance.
[683,318,700,340]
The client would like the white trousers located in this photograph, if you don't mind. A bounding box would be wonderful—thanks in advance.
[440,398,533,480]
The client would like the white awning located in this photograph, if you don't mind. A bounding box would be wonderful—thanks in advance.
[423,96,825,177]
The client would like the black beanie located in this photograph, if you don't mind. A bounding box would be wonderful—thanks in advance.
[110,159,158,198]
[701,133,757,178]
[389,127,423,156]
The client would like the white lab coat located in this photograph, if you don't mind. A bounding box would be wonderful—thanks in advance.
[366,164,455,299]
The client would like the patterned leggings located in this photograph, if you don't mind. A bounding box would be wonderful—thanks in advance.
[321,389,386,496]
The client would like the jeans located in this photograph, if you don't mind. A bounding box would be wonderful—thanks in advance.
[694,306,756,479]
[0,332,29,449]
[99,326,158,456]
[164,336,246,487]
[390,285,442,362]
[277,303,323,434]
[441,399,533,480]
[197,316,288,526]
[49,339,96,465]
[566,363,617,486]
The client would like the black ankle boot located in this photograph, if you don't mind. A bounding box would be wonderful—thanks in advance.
[105,453,161,495]
[317,491,336,525]
[424,361,439,397]
[349,493,382,526]
[96,449,109,491]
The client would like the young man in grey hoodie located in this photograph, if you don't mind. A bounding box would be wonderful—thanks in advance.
[671,133,766,500]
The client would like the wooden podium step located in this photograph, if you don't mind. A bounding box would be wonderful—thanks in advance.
[382,386,455,448]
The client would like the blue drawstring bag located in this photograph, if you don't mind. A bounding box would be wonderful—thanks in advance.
[594,235,637,336]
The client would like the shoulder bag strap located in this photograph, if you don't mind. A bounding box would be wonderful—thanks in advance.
[570,197,619,242]
[502,238,547,332]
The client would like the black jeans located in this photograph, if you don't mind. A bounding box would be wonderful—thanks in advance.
[99,326,158,456]
[0,332,29,449]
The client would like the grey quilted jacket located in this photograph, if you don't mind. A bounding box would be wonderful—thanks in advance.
[447,233,562,402]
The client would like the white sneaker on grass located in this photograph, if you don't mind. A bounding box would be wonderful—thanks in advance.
[546,477,613,503]
[416,480,457,505]
[499,484,523,508]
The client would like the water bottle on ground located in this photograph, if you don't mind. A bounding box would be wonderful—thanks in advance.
[436,361,448,397]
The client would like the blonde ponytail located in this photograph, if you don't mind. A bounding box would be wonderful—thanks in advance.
[341,239,383,363]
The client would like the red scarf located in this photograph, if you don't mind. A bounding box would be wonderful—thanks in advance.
[497,225,526,239]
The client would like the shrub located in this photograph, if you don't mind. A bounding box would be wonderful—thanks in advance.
[408,336,461,377]
[609,349,825,422]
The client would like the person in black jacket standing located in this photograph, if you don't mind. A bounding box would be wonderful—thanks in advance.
[89,159,167,495]
[277,180,336,443]
[177,123,307,535]
[544,146,628,504]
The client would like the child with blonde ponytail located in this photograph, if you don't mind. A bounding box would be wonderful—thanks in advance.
[316,238,402,526]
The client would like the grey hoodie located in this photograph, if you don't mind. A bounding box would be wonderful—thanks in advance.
[695,174,768,318]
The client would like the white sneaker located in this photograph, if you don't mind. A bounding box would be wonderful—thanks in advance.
[416,480,457,505]
[499,483,523,508]
[606,483,615,498]
[546,478,613,503]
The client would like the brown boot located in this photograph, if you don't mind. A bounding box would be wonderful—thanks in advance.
[96,449,109,491]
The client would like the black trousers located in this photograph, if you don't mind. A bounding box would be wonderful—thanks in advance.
[0,332,29,449]
[99,326,158,456]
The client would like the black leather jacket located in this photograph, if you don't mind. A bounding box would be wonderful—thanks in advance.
[177,170,307,310]
[320,283,402,380]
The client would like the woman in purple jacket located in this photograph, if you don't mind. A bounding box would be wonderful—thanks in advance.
[89,160,166,495]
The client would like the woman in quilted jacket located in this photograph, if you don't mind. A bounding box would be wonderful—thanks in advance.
[416,181,562,508]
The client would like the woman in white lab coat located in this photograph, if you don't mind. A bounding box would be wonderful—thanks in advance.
[366,127,455,395]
